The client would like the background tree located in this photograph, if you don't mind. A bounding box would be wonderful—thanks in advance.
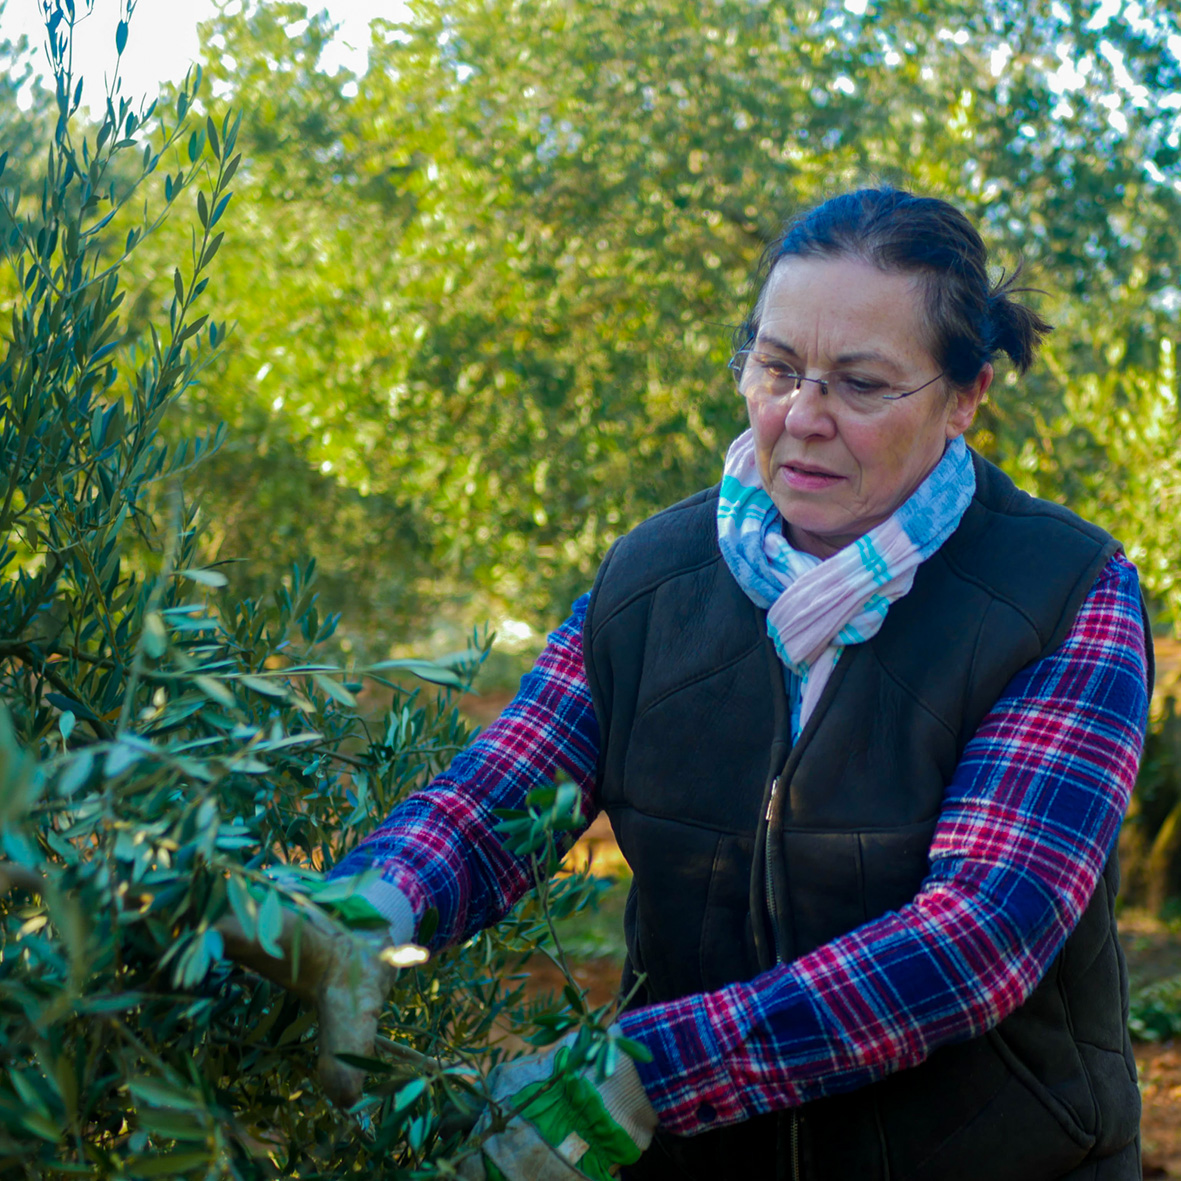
[5,6,1181,1175]
[127,0,1181,641]
[110,0,1181,907]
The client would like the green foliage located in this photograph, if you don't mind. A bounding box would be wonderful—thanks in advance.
[141,0,1181,908]
[1128,973,1181,1043]
[0,5,620,1177]
[1121,694,1181,913]
[6,8,1181,1170]
[121,0,1181,637]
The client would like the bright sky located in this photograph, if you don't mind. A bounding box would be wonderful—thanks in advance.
[2,0,400,112]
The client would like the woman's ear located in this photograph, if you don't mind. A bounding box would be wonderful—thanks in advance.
[946,363,993,440]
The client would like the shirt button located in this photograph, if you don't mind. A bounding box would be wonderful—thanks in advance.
[696,1102,717,1123]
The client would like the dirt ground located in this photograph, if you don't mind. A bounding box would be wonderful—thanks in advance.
[1139,1041,1181,1177]
[1121,909,1181,1176]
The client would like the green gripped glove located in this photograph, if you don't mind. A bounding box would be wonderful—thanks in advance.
[468,1045,650,1181]
[499,1047,641,1180]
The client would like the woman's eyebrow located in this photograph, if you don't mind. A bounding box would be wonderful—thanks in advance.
[753,333,797,355]
[756,335,904,372]
[833,348,903,371]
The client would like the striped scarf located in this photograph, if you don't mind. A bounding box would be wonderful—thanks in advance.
[717,431,976,736]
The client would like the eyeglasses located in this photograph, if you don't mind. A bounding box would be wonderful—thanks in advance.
[728,348,946,413]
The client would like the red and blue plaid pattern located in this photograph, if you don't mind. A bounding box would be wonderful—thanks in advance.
[616,552,1149,1131]
[332,594,600,943]
[334,554,1148,1134]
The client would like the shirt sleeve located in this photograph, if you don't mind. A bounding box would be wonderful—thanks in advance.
[617,552,1150,1134]
[328,594,600,950]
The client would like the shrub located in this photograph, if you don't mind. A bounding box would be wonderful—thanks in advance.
[1128,974,1181,1043]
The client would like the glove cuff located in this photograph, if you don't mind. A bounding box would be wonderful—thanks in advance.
[595,1034,658,1151]
[355,878,416,946]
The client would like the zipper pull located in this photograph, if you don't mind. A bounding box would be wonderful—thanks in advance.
[765,775,780,822]
[791,1110,801,1181]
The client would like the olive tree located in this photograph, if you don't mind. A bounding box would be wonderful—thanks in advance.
[0,5,621,1177]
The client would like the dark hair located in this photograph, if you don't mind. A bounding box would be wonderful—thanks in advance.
[736,187,1052,388]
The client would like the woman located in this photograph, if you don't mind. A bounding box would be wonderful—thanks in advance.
[331,188,1152,1180]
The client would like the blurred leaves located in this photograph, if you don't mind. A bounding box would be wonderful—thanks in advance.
[1128,973,1181,1042]
[6,0,1181,1172]
[1122,693,1181,913]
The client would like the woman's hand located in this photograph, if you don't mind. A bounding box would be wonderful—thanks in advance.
[216,903,415,1105]
[0,857,428,1107]
[458,1038,656,1181]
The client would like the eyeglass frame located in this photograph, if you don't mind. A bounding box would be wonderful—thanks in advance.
[727,346,947,404]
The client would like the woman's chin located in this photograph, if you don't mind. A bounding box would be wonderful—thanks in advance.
[770,490,844,538]
[779,517,853,560]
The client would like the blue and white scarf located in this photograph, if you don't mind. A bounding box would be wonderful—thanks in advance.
[717,431,976,736]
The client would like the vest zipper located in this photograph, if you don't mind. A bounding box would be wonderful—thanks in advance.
[766,777,800,1179]
[764,775,782,964]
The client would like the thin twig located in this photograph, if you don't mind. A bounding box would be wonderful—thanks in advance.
[117,487,182,736]
[373,1035,463,1075]
[58,644,120,670]
[529,844,579,995]
[0,640,120,672]
[4,647,113,739]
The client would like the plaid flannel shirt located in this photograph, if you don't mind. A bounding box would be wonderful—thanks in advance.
[332,552,1149,1135]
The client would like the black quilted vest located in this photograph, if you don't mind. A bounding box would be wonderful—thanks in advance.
[583,452,1151,1181]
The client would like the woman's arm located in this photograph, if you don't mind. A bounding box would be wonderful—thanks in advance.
[329,595,600,949]
[616,552,1150,1134]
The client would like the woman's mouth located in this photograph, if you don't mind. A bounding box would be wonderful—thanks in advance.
[778,461,845,491]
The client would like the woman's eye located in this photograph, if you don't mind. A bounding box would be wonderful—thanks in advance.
[760,358,796,379]
[840,376,889,395]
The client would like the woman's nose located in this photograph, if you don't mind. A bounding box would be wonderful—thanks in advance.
[782,378,838,439]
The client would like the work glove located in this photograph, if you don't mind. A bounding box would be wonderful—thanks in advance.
[216,870,426,1107]
[458,1034,658,1181]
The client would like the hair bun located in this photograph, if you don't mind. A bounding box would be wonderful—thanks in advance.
[988,271,1052,374]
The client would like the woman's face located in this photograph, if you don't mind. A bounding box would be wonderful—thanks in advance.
[746,255,991,560]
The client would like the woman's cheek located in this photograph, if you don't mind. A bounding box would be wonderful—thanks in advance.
[748,399,785,448]
[758,412,794,501]
[747,402,781,488]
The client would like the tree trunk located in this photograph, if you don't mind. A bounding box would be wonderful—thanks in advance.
[1146,798,1181,917]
